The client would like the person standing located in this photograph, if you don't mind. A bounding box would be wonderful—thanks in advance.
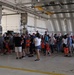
[21,34,26,58]
[44,31,49,43]
[67,34,73,56]
[50,34,56,53]
[34,34,41,61]
[14,33,22,59]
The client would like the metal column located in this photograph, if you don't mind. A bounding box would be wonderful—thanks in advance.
[0,5,2,34]
[34,16,37,32]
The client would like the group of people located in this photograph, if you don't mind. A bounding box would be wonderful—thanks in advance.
[0,31,42,61]
[0,31,74,61]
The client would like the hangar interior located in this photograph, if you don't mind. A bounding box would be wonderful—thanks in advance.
[0,1,74,75]
[0,0,74,34]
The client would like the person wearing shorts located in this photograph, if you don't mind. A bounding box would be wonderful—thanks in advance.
[14,33,22,59]
[34,34,41,61]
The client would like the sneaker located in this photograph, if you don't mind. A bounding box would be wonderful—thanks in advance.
[64,55,68,57]
[28,55,34,57]
[68,55,72,57]
[22,57,25,59]
[35,59,40,61]
[19,57,22,59]
[16,57,19,59]
[22,56,25,58]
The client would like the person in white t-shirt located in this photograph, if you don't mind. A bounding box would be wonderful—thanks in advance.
[34,34,41,61]
[62,35,68,47]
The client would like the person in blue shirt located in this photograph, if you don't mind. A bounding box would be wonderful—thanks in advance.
[67,34,73,56]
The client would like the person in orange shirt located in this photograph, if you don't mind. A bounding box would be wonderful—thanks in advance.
[25,38,30,55]
[45,42,51,56]
[41,40,45,55]
[64,47,69,56]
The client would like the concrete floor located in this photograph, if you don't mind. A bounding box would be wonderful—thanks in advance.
[0,53,74,75]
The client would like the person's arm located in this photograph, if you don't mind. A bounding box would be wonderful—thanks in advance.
[34,38,35,44]
[34,38,37,45]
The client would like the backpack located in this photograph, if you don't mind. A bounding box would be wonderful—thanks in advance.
[26,39,30,47]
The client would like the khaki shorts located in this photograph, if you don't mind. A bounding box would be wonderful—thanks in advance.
[15,47,22,52]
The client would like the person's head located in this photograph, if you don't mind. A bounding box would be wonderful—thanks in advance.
[36,30,38,33]
[33,33,35,36]
[64,35,67,39]
[36,34,40,38]
[15,33,19,37]
[45,31,47,35]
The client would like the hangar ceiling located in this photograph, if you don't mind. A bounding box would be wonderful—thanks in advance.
[0,0,74,33]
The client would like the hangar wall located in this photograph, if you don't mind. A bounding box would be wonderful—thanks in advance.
[1,14,21,34]
[27,13,47,34]
[1,13,56,35]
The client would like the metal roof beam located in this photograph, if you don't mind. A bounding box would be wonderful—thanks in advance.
[19,2,74,6]
[0,0,48,19]
[16,0,55,5]
[2,13,20,16]
[54,11,74,14]
[41,2,74,7]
